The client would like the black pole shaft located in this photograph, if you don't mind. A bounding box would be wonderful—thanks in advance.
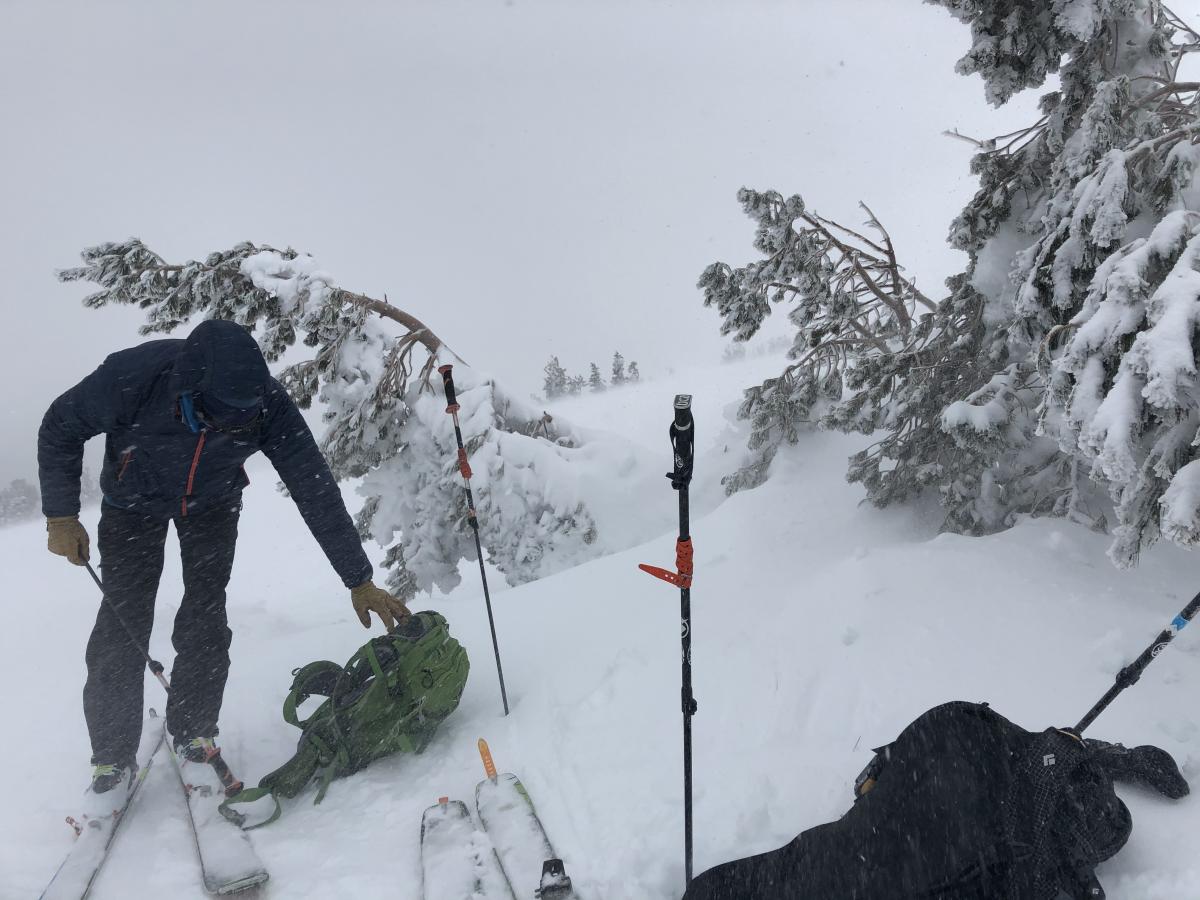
[463,464,510,717]
[85,561,171,695]
[669,393,696,888]
[1074,591,1200,734]
[439,365,510,717]
[680,484,694,886]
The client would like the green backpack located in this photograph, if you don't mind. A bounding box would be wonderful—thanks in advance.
[223,610,469,827]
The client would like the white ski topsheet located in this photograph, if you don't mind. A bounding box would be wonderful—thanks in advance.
[421,799,514,900]
[168,743,268,895]
[40,715,166,900]
[475,775,557,900]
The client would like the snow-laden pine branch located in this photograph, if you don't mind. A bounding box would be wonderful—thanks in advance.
[59,240,612,598]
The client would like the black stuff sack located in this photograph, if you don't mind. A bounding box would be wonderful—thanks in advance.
[684,701,1188,900]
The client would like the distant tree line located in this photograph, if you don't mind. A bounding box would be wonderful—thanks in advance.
[543,352,640,399]
[0,470,101,528]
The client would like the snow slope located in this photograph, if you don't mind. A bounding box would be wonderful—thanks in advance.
[5,356,1200,899]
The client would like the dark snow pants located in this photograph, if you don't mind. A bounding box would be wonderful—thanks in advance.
[84,500,240,764]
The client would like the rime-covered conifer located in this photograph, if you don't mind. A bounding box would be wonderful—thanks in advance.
[931,0,1200,562]
[59,240,608,595]
[80,466,102,507]
[705,0,1200,563]
[611,352,626,386]
[700,192,935,493]
[543,356,568,399]
[588,363,606,393]
[0,479,39,526]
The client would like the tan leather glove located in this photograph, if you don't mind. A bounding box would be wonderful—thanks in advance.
[47,515,91,566]
[350,580,412,631]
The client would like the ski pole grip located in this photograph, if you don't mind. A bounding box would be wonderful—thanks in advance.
[673,393,693,430]
[438,364,459,412]
[669,394,695,489]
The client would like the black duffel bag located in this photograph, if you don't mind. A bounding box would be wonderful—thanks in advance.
[685,701,1187,900]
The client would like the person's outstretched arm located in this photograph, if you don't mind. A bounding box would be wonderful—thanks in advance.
[260,379,410,629]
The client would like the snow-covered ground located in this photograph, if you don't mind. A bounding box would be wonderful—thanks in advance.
[5,356,1200,898]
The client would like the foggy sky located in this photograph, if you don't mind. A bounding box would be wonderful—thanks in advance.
[1,0,1137,483]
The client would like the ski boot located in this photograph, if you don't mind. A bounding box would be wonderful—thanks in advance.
[90,760,135,795]
[174,735,220,764]
[172,735,244,796]
[67,759,137,835]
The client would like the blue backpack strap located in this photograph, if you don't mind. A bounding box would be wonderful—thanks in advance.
[179,391,202,434]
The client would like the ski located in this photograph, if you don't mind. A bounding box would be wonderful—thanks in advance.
[40,713,166,900]
[420,797,514,900]
[167,740,269,895]
[473,740,581,900]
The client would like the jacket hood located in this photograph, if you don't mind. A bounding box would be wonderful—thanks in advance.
[168,319,270,408]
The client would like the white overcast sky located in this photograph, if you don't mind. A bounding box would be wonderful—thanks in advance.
[4,0,1196,482]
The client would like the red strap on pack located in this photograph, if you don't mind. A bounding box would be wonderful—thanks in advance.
[457,448,473,480]
[639,538,694,589]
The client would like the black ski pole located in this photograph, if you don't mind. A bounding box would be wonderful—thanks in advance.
[1074,591,1200,735]
[85,561,171,694]
[639,393,696,888]
[84,561,245,795]
[438,364,510,717]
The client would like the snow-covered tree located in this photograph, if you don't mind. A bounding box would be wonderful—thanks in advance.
[705,0,1200,565]
[722,343,748,363]
[588,363,606,393]
[80,466,102,508]
[627,361,640,382]
[700,193,936,493]
[58,240,606,597]
[567,374,586,396]
[611,351,626,386]
[543,356,568,399]
[929,0,1200,563]
[0,479,39,526]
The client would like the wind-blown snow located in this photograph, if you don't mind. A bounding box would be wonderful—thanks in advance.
[5,356,1200,899]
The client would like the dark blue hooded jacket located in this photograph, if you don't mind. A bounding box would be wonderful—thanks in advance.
[38,320,373,588]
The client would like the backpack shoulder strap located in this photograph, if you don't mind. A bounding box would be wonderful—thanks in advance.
[219,787,282,831]
[282,660,345,728]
